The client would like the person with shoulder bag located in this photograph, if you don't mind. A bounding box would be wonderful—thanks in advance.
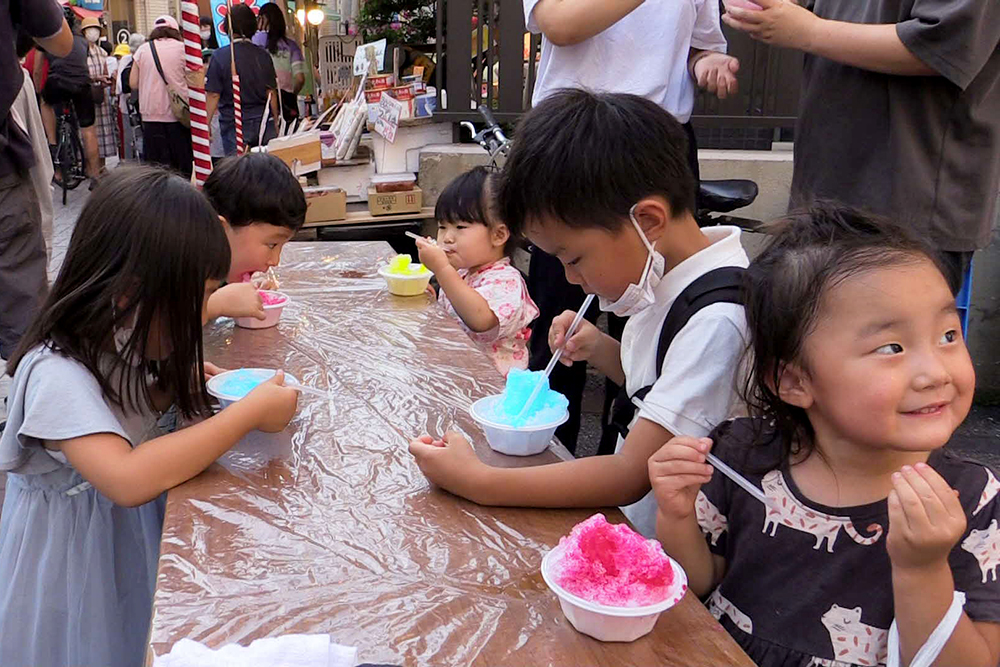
[129,16,193,177]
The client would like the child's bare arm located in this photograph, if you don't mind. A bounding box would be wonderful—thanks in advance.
[59,374,298,507]
[416,239,499,332]
[409,417,671,507]
[206,282,265,321]
[888,463,1000,666]
[530,0,645,47]
[723,0,936,77]
[650,436,725,597]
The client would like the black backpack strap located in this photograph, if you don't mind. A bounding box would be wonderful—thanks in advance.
[610,266,746,439]
[149,41,169,87]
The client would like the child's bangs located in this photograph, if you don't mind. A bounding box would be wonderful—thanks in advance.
[434,167,492,226]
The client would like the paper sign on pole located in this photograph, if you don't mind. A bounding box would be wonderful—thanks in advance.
[353,39,387,76]
[373,93,403,143]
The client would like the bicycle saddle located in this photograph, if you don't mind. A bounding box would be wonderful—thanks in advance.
[698,179,759,213]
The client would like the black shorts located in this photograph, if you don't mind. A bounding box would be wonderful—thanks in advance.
[41,80,96,128]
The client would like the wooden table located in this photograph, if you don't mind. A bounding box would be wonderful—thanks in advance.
[146,242,753,667]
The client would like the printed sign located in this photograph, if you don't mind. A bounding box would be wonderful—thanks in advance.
[373,93,403,143]
[353,39,386,76]
[209,0,261,48]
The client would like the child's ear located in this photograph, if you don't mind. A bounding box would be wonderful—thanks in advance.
[219,215,233,235]
[774,362,814,409]
[632,197,670,242]
[491,223,510,249]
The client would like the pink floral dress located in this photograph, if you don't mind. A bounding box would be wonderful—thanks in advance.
[438,258,539,377]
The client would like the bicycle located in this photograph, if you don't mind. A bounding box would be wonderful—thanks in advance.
[461,105,762,231]
[52,100,86,205]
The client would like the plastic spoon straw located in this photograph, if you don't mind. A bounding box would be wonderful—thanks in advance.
[405,231,436,245]
[290,384,332,399]
[631,396,775,509]
[515,293,596,421]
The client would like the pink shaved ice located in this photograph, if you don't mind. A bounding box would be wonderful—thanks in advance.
[553,514,674,608]
[259,291,286,306]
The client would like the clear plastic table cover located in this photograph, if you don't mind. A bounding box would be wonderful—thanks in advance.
[146,242,753,667]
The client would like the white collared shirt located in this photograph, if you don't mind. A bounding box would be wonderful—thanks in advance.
[618,225,750,536]
[523,0,727,122]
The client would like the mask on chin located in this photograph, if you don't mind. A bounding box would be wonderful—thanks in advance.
[597,204,666,318]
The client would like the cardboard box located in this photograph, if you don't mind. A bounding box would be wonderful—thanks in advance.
[267,130,322,175]
[368,74,395,89]
[304,186,347,223]
[367,186,422,216]
[364,88,388,105]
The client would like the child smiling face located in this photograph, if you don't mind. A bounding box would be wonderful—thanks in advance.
[790,257,974,455]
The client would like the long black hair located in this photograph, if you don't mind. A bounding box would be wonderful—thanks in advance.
[7,166,231,419]
[741,202,953,468]
[257,2,287,55]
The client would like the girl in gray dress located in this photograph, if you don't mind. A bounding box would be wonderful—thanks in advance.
[0,166,299,666]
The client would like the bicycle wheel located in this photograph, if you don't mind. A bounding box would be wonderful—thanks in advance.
[56,132,71,205]
[65,130,85,190]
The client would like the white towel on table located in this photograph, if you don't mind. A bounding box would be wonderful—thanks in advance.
[154,634,357,667]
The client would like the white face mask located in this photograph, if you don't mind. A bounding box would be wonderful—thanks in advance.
[201,29,212,39]
[85,28,100,43]
[598,205,666,318]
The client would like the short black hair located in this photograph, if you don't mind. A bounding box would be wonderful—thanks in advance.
[435,166,513,254]
[742,202,952,469]
[203,153,306,231]
[498,89,696,238]
[227,3,257,38]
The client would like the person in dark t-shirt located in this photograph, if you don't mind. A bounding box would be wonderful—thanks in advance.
[0,0,70,429]
[37,7,101,182]
[723,0,1000,286]
[205,3,278,155]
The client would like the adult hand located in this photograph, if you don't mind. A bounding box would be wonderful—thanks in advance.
[693,52,740,100]
[722,0,819,50]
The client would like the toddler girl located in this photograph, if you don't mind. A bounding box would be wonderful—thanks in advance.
[415,166,538,376]
[0,167,299,666]
[650,204,1000,667]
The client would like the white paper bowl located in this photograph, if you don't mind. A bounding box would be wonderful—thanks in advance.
[469,394,569,457]
[206,368,300,409]
[541,545,688,642]
[378,265,432,296]
[234,290,290,329]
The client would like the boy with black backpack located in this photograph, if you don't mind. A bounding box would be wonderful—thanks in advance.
[408,89,749,537]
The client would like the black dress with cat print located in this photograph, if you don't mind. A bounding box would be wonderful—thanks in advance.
[696,418,1000,667]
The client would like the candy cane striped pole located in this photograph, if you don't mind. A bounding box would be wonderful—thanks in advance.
[181,1,212,185]
[226,0,245,153]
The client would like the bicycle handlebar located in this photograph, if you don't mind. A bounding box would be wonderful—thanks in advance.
[477,104,499,129]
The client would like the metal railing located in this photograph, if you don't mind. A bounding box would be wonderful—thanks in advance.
[433,0,801,133]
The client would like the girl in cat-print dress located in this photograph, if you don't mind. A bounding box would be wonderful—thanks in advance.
[649,205,1000,667]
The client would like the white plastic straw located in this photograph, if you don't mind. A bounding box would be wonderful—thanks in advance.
[405,231,436,245]
[516,293,596,420]
[290,384,332,399]
[631,396,774,509]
